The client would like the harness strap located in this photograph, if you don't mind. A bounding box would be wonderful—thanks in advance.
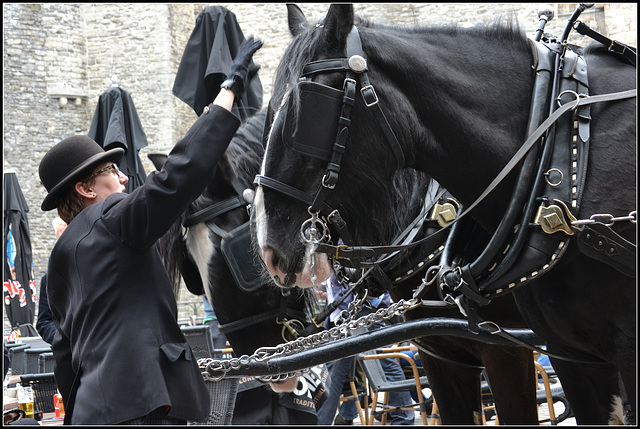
[314,88,636,264]
[254,175,331,213]
[478,320,608,364]
[574,21,637,65]
[577,222,636,277]
[348,26,405,168]
[184,196,245,227]
[218,307,307,336]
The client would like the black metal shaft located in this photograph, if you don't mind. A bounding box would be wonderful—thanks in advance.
[207,317,542,378]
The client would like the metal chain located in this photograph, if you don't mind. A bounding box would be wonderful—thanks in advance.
[199,297,421,382]
[571,210,636,229]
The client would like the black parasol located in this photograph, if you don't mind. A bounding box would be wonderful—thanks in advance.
[88,86,148,193]
[3,170,36,330]
[172,5,263,120]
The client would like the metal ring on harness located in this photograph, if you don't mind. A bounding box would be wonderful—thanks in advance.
[556,89,587,110]
[543,168,564,187]
[300,211,330,244]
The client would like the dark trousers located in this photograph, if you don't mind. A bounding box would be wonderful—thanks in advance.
[117,407,186,425]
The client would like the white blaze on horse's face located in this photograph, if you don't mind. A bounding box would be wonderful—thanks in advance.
[254,186,333,289]
[255,89,333,289]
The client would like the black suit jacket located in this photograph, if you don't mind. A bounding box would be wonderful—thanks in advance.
[47,105,240,424]
[35,274,56,345]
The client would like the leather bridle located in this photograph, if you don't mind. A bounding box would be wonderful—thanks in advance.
[254,25,407,271]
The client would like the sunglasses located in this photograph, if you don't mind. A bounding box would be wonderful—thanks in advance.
[86,163,121,181]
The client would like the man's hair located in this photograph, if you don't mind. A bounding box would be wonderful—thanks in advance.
[56,176,96,224]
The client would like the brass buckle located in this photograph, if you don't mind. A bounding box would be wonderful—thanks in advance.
[335,244,348,260]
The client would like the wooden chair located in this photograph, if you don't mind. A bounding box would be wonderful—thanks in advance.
[478,353,573,425]
[534,352,573,424]
[357,349,430,425]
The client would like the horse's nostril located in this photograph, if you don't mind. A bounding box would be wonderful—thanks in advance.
[271,252,281,268]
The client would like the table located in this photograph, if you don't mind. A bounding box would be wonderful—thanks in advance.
[3,395,19,410]
[40,412,64,426]
[4,397,63,425]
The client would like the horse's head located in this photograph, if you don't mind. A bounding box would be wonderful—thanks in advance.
[254,4,412,289]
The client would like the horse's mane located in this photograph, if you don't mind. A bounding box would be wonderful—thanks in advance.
[271,12,528,118]
[221,109,266,190]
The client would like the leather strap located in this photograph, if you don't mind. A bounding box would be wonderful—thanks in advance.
[183,196,245,227]
[218,307,307,336]
[577,223,636,277]
[574,21,637,65]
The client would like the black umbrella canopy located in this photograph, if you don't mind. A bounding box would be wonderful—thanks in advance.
[88,86,148,193]
[3,170,36,329]
[172,5,263,120]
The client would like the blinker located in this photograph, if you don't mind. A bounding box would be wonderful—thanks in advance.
[283,81,344,161]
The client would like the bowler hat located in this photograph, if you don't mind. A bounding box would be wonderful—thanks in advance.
[39,135,124,211]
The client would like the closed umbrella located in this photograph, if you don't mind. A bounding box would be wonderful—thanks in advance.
[172,5,263,120]
[88,86,148,193]
[3,170,36,330]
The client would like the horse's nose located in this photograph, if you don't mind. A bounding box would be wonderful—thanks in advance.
[261,247,288,286]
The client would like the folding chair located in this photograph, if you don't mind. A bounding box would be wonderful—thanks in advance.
[7,344,30,375]
[20,372,58,413]
[180,325,216,359]
[38,352,55,373]
[357,350,430,425]
[25,347,52,373]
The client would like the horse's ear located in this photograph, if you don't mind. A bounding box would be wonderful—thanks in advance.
[323,4,354,45]
[287,4,308,37]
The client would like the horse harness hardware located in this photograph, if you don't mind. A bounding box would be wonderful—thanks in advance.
[183,178,307,342]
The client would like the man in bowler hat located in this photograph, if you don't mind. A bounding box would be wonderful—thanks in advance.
[38,38,262,425]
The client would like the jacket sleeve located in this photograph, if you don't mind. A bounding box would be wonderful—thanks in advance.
[102,104,241,249]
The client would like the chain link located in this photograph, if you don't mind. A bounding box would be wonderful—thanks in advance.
[571,210,636,229]
[199,297,421,382]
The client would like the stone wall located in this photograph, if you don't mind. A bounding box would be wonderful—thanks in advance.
[3,3,636,330]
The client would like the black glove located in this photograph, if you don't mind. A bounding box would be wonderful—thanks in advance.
[221,37,263,97]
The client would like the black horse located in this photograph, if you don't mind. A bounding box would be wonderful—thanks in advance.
[253,4,635,425]
[156,109,314,395]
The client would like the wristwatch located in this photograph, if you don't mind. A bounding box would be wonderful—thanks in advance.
[220,75,241,96]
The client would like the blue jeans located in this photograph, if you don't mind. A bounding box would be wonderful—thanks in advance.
[316,356,355,424]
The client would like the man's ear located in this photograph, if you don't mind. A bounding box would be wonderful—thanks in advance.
[75,181,95,198]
